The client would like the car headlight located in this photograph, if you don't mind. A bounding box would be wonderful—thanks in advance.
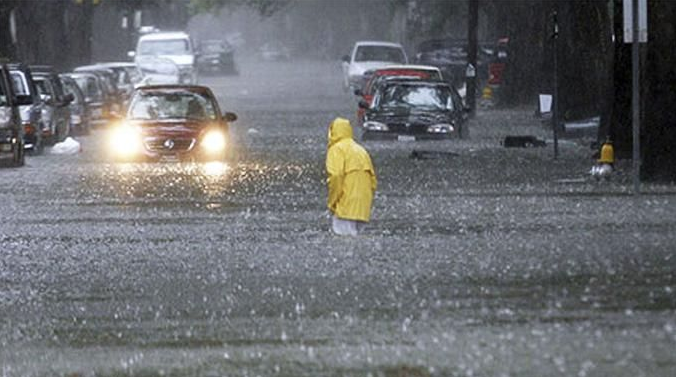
[201,130,226,153]
[363,121,389,132]
[427,123,454,134]
[109,124,142,156]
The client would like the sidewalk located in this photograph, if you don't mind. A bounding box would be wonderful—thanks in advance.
[461,106,676,195]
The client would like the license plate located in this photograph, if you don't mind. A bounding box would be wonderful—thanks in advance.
[397,135,416,142]
[0,144,11,152]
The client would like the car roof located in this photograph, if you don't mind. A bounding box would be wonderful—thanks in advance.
[65,72,99,78]
[29,65,55,73]
[139,31,190,41]
[382,79,452,88]
[355,41,404,48]
[134,85,213,95]
[74,65,115,73]
[95,62,137,68]
[376,65,441,72]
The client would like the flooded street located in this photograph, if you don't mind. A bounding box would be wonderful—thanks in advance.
[1,59,675,376]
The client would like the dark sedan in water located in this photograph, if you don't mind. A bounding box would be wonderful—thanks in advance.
[359,80,467,140]
[107,85,237,162]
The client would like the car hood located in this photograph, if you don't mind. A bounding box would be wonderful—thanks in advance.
[369,109,452,125]
[130,120,207,138]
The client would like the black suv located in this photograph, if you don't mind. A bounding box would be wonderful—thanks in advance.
[0,64,25,167]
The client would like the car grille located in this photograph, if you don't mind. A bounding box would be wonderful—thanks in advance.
[144,137,195,153]
[387,123,429,135]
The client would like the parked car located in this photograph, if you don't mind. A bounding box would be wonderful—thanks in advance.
[359,80,467,141]
[354,65,444,127]
[31,66,73,144]
[414,38,493,90]
[342,41,408,91]
[0,64,25,167]
[135,57,181,86]
[129,31,198,85]
[197,39,237,75]
[59,74,89,135]
[9,63,44,154]
[74,65,123,116]
[66,72,107,127]
[94,62,143,104]
[107,85,237,162]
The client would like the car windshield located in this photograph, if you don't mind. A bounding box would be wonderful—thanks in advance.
[62,81,81,104]
[377,84,453,111]
[10,72,29,96]
[139,39,190,55]
[128,91,217,121]
[73,76,102,101]
[354,45,406,63]
[33,78,53,99]
[0,80,7,106]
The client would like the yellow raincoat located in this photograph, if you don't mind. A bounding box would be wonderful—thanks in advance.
[326,118,377,222]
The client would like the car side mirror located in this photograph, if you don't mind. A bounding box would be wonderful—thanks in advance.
[127,51,136,59]
[358,100,370,109]
[341,55,350,63]
[223,112,237,122]
[353,88,363,96]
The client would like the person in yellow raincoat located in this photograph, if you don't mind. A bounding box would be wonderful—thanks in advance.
[326,117,377,235]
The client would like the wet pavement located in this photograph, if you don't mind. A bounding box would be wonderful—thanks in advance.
[1,59,675,376]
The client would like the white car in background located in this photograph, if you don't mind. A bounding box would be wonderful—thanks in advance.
[341,41,408,91]
[129,31,198,85]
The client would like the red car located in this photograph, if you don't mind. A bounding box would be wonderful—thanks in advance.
[354,65,443,126]
[108,85,237,162]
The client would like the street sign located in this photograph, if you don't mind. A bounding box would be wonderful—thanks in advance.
[623,0,648,43]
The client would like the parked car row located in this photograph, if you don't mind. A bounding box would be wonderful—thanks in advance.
[0,61,144,167]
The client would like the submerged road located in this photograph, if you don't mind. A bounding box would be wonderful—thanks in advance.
[1,59,675,376]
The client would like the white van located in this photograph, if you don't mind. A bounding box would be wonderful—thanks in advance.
[342,41,408,91]
[129,31,197,85]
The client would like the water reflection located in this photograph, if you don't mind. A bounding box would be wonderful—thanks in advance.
[84,161,234,202]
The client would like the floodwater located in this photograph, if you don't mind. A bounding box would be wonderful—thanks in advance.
[1,58,675,376]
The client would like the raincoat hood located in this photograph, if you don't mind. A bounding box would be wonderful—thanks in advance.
[328,117,353,148]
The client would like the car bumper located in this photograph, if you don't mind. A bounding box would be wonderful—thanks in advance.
[361,130,456,141]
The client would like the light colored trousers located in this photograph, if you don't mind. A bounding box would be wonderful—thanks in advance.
[332,216,364,236]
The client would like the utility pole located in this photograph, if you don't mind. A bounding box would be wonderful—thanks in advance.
[551,9,560,159]
[631,0,641,194]
[467,0,478,120]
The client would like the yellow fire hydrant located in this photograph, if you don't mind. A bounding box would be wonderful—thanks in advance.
[598,139,615,165]
[591,139,614,180]
[482,86,493,100]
